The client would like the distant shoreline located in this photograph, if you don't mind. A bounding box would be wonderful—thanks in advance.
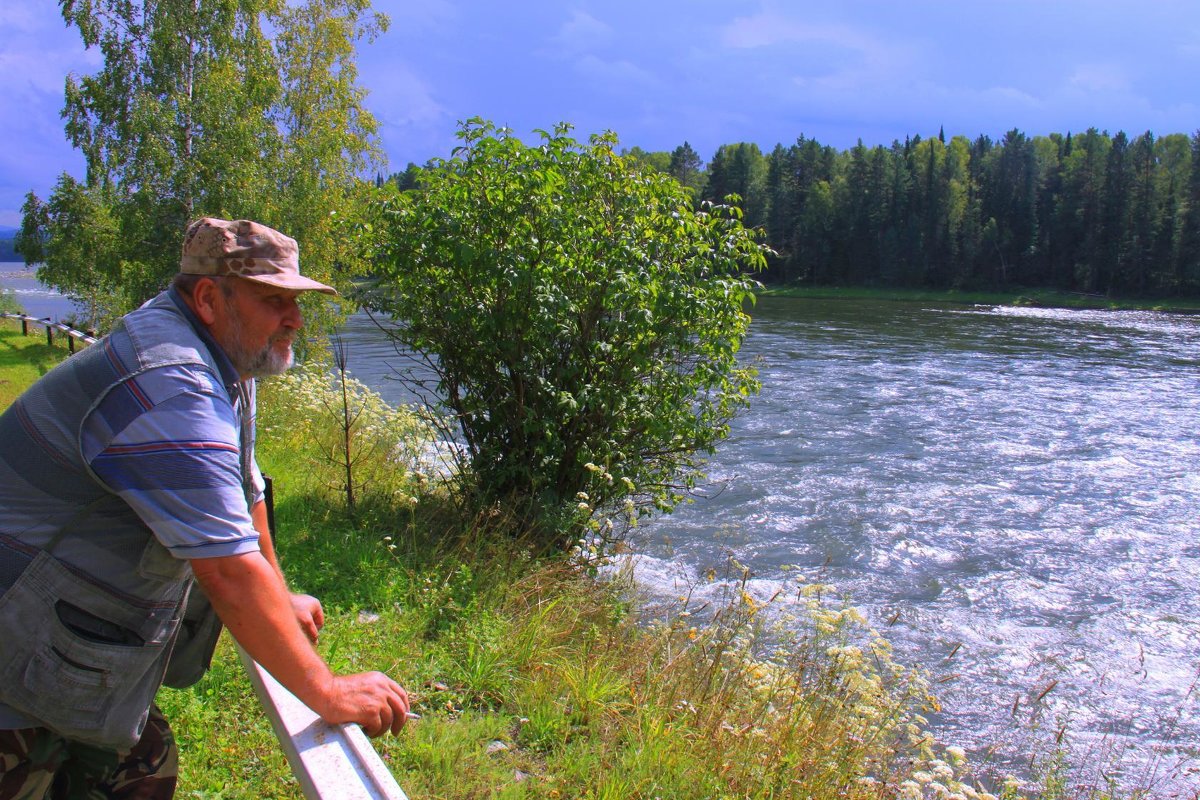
[759,284,1200,314]
[0,268,38,278]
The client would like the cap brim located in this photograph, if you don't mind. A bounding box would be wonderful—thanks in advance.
[240,272,338,295]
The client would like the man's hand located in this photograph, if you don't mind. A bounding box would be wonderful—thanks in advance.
[192,552,411,739]
[290,593,324,644]
[318,672,411,737]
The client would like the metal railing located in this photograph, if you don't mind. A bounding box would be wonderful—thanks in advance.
[245,489,412,799]
[238,647,410,800]
[1,313,97,352]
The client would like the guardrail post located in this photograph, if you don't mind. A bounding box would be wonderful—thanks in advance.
[1,315,97,350]
[68,333,76,354]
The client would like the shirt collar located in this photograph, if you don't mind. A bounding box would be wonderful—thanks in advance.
[167,285,242,391]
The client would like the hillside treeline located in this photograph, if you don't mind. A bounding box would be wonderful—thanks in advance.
[392,128,1200,297]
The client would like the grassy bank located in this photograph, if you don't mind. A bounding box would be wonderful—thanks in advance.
[0,318,80,406]
[759,284,1200,313]
[0,319,1174,799]
[170,366,973,799]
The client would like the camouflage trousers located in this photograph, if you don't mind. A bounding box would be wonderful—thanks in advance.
[0,707,176,800]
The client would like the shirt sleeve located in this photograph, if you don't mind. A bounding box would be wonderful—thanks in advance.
[83,366,261,560]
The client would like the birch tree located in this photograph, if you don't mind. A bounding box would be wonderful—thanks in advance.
[21,0,386,330]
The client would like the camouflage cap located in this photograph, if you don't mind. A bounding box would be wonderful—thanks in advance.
[180,217,336,295]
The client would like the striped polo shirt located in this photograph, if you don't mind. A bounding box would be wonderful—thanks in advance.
[80,289,266,559]
[0,288,265,730]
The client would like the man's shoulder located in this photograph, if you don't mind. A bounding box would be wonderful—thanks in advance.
[114,293,223,380]
[126,362,230,406]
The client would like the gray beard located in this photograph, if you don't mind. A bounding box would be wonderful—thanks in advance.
[217,300,295,379]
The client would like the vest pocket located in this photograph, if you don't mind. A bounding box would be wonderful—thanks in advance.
[0,551,182,750]
[137,535,189,583]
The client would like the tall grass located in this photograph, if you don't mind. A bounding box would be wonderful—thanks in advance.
[1,331,1182,798]
[156,364,1011,799]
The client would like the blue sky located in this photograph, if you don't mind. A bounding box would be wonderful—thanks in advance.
[2,0,1198,228]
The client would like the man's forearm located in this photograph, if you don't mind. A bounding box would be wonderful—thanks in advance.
[250,499,284,578]
[191,552,334,714]
[191,550,410,736]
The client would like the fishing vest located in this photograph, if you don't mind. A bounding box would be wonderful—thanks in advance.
[0,290,252,750]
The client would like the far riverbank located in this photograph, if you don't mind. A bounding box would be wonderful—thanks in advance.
[761,284,1200,313]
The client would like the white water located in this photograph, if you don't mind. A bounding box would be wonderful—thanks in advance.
[621,298,1200,794]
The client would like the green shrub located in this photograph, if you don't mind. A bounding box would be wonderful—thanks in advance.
[362,119,768,551]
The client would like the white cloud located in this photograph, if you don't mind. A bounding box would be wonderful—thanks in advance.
[1067,63,1131,93]
[574,53,656,87]
[374,0,458,33]
[979,85,1042,108]
[361,63,455,169]
[0,0,98,94]
[720,8,915,95]
[366,65,448,128]
[552,9,612,55]
[722,11,872,53]
[0,4,39,29]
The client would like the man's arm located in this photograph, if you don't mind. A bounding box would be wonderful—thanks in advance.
[250,498,283,574]
[190,551,410,737]
[250,498,323,643]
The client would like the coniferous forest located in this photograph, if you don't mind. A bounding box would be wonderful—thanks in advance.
[396,128,1200,298]
[690,129,1200,296]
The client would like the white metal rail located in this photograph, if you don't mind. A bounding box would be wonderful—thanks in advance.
[237,646,410,800]
[1,313,97,351]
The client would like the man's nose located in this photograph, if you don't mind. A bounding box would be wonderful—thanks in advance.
[283,298,303,329]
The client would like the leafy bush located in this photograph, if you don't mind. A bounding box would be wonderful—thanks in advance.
[362,120,769,551]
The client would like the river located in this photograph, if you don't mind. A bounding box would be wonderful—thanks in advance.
[348,295,1200,793]
[0,262,76,320]
[5,263,1197,793]
[639,297,1200,792]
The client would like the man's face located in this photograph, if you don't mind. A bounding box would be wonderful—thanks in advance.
[210,278,304,379]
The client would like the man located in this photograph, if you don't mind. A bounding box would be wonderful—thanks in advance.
[0,218,409,799]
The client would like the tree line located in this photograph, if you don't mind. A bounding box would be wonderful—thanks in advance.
[677,130,1200,296]
[392,129,1200,297]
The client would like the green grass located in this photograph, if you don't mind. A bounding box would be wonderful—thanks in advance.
[2,320,1189,800]
[0,319,80,407]
[158,370,976,799]
[759,284,1200,313]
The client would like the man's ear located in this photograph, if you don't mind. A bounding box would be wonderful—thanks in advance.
[190,277,223,326]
